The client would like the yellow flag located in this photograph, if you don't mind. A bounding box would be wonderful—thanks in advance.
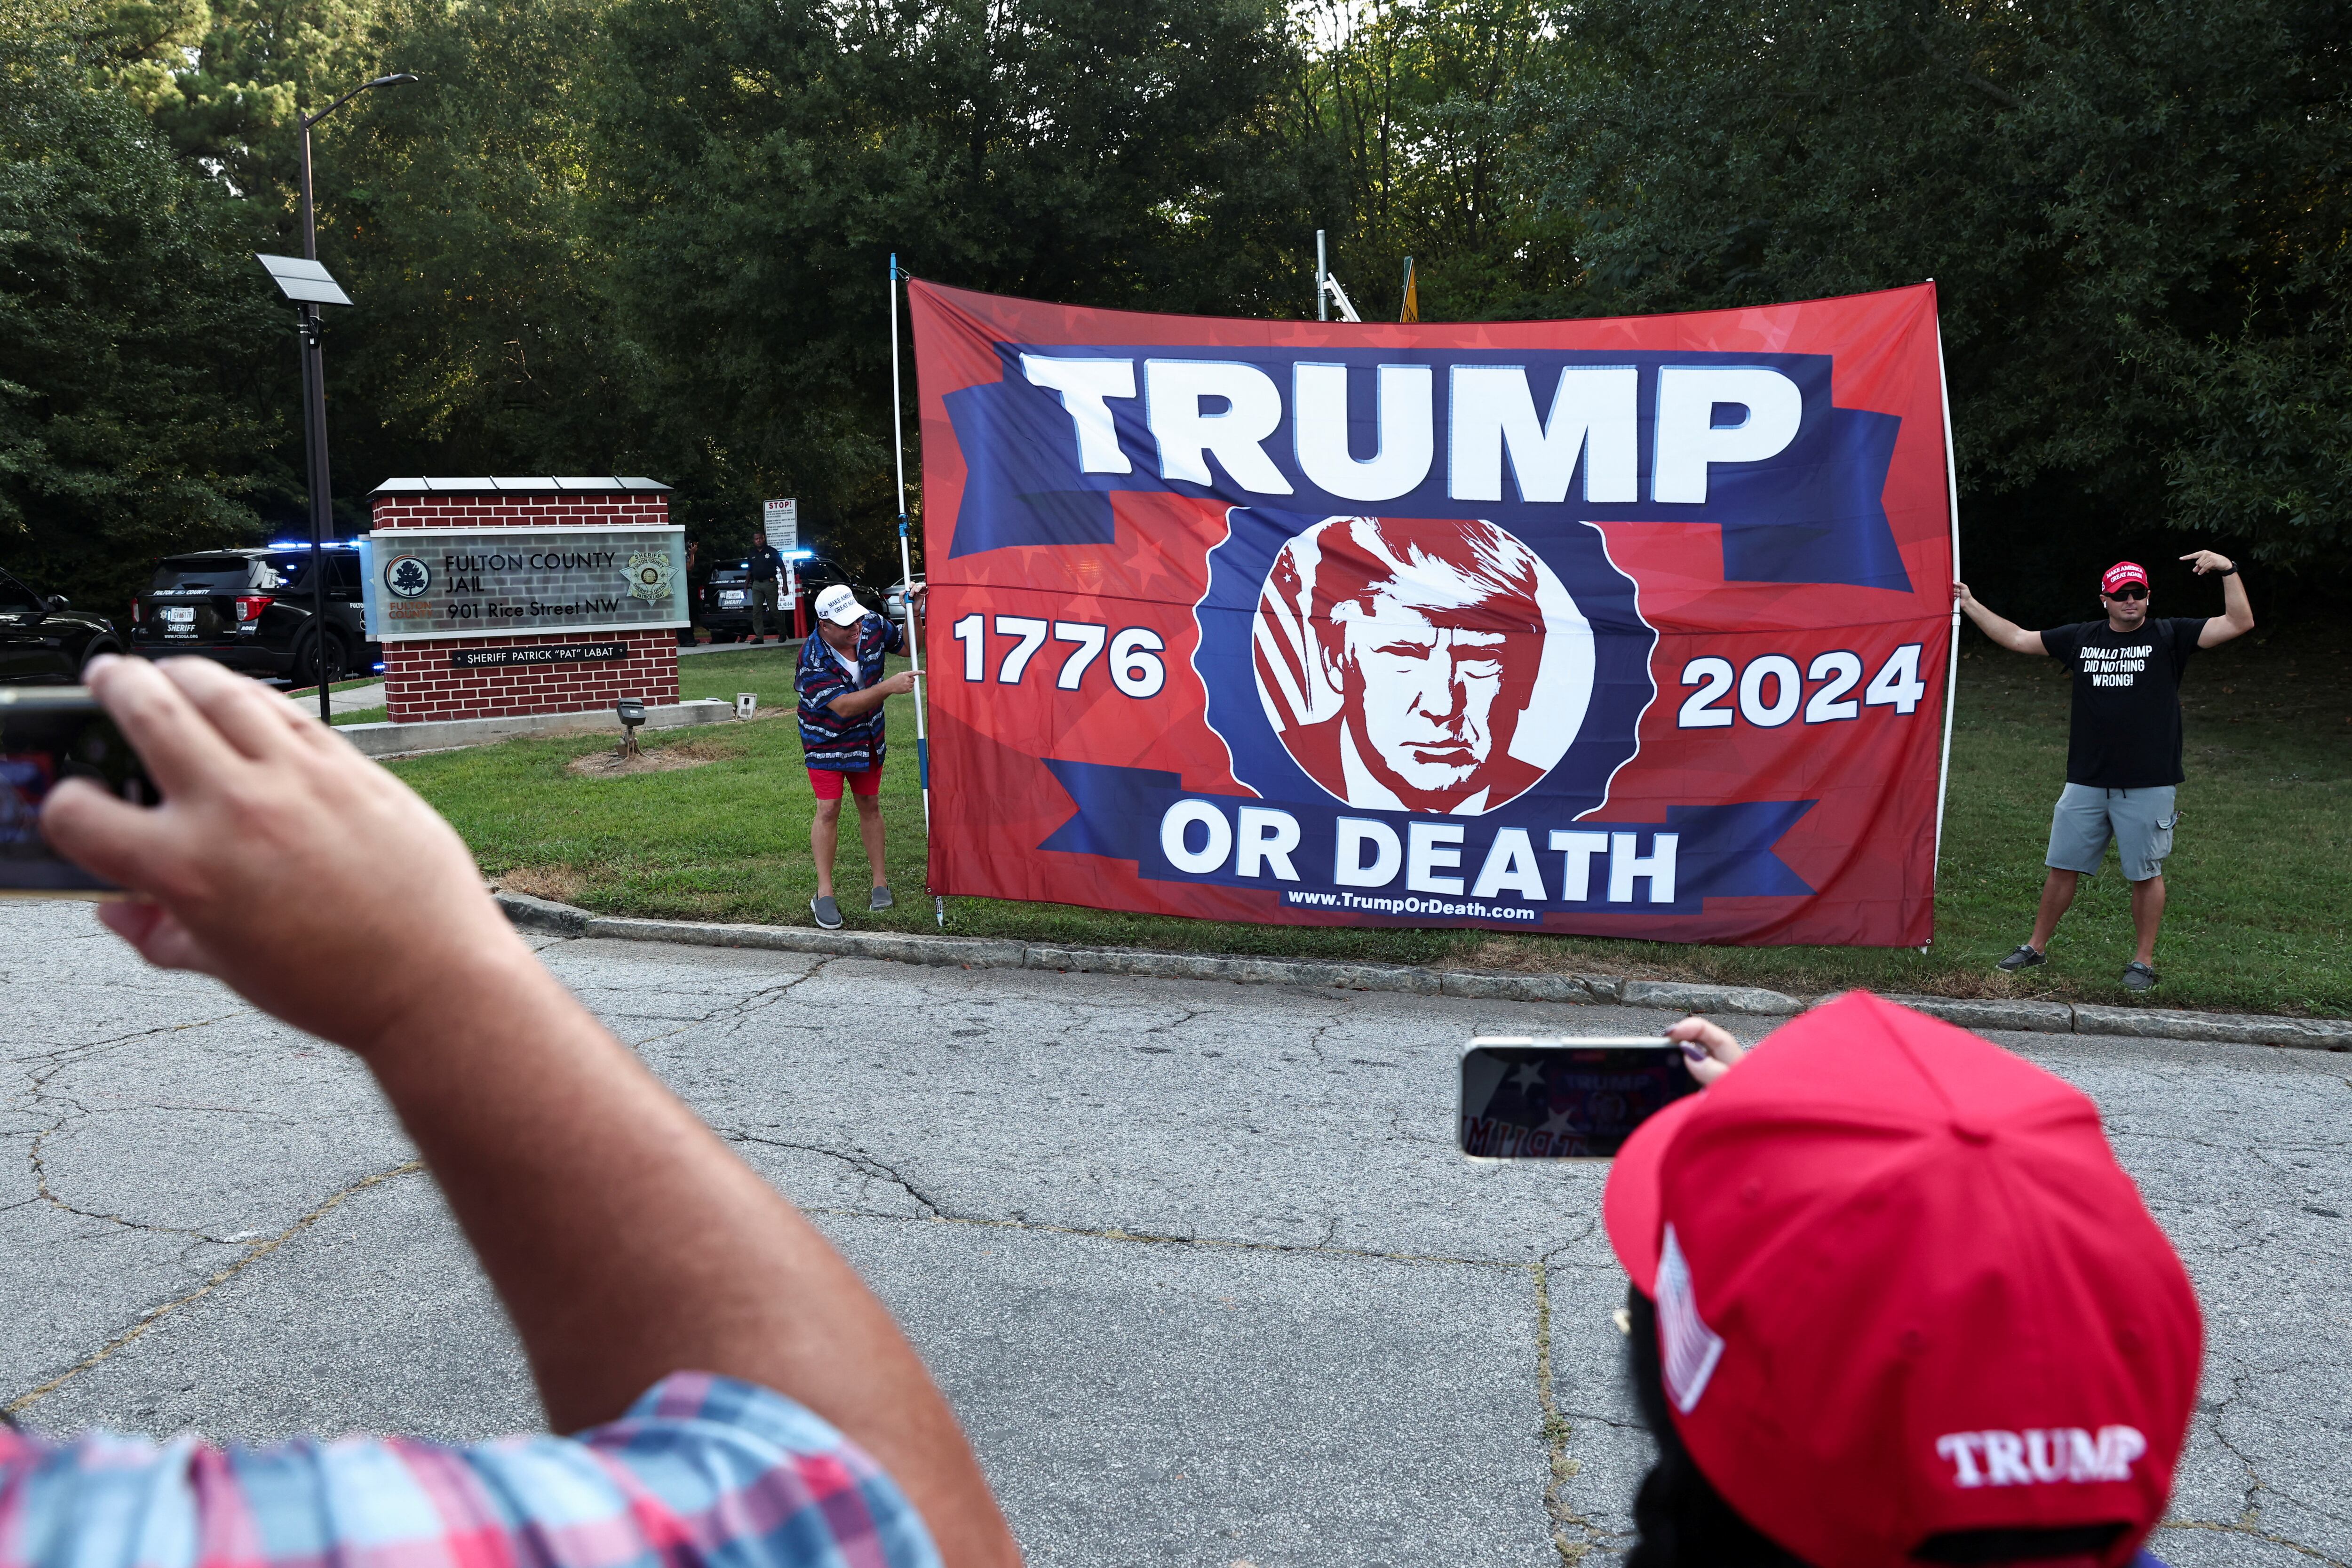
[1400,257,1419,323]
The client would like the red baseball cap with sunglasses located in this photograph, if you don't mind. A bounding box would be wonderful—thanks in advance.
[1603,992,2202,1568]
[2101,562,2150,596]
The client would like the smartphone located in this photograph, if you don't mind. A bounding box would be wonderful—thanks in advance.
[1459,1036,1702,1159]
[0,689,150,897]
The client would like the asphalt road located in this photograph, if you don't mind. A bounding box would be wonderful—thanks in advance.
[3,905,2345,1567]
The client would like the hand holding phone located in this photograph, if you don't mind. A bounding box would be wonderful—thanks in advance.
[35,656,532,1062]
[0,690,153,895]
[1459,1036,1704,1159]
[1665,1014,1747,1086]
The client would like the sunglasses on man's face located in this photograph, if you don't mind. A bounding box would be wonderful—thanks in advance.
[2106,585,2148,601]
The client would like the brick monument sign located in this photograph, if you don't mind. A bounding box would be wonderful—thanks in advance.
[361,478,687,725]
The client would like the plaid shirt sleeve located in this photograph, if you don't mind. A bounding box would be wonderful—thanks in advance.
[0,1373,941,1568]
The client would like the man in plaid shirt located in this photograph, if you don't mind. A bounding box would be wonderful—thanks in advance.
[797,583,922,930]
[19,655,1019,1568]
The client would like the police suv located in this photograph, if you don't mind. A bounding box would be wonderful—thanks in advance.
[131,545,381,685]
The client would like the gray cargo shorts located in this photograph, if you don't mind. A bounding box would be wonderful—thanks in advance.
[2046,783,2178,883]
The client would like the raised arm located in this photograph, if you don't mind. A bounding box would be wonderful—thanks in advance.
[40,657,1020,1568]
[2183,550,2254,647]
[1954,582,2046,655]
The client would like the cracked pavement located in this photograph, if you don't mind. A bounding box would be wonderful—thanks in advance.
[2,905,2346,1567]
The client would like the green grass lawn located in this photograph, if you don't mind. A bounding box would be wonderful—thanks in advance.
[285,676,381,700]
[282,674,384,725]
[389,626,2352,1016]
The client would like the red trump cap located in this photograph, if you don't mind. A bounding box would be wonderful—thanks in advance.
[1603,992,2201,1568]
[2101,561,2149,595]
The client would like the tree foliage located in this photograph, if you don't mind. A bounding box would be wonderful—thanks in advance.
[316,0,646,519]
[2,0,2346,615]
[1280,0,1566,322]
[582,0,1298,571]
[0,0,290,612]
[1521,0,2352,592]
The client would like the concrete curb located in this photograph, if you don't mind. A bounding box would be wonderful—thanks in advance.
[494,894,2352,1053]
[679,638,802,656]
[343,699,737,758]
[1855,995,2077,1034]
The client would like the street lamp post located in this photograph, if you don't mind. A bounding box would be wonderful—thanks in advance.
[255,254,352,719]
[285,72,416,726]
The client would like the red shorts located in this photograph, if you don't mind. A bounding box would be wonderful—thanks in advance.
[808,764,882,801]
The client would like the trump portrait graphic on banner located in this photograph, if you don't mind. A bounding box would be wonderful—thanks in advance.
[907,279,1959,947]
[1255,516,1585,817]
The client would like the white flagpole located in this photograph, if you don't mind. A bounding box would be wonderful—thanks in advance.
[888,254,943,929]
[1930,290,1963,952]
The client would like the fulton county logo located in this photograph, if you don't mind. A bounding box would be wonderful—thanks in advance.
[384,556,432,599]
[1254,516,1590,816]
[626,550,677,604]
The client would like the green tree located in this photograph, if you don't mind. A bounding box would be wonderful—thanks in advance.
[1517,0,2352,606]
[0,0,290,614]
[103,0,387,216]
[83,0,674,536]
[1279,0,1569,322]
[583,0,1295,578]
[309,0,651,518]
[19,0,2339,629]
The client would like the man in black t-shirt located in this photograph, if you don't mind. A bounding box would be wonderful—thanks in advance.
[1956,552,2253,991]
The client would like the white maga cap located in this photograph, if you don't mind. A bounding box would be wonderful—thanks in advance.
[815,583,868,626]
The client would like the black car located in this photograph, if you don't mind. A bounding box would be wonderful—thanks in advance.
[699,554,878,642]
[0,569,124,683]
[130,546,381,685]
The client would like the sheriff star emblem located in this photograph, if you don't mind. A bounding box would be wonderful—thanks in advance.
[625,550,677,604]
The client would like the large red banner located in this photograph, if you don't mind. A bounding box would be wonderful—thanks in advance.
[911,280,1955,946]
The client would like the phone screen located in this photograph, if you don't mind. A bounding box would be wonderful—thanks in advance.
[0,690,149,896]
[1459,1037,1701,1159]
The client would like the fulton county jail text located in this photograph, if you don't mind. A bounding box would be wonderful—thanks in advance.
[1162,800,1683,908]
[434,550,621,595]
[1017,355,1807,503]
[437,550,620,573]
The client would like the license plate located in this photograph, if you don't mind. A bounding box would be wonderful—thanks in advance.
[161,606,195,624]
[717,590,746,607]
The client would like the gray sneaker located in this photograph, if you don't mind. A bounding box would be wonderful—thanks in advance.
[869,885,895,912]
[1995,943,2047,972]
[2122,961,2158,992]
[810,895,842,930]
